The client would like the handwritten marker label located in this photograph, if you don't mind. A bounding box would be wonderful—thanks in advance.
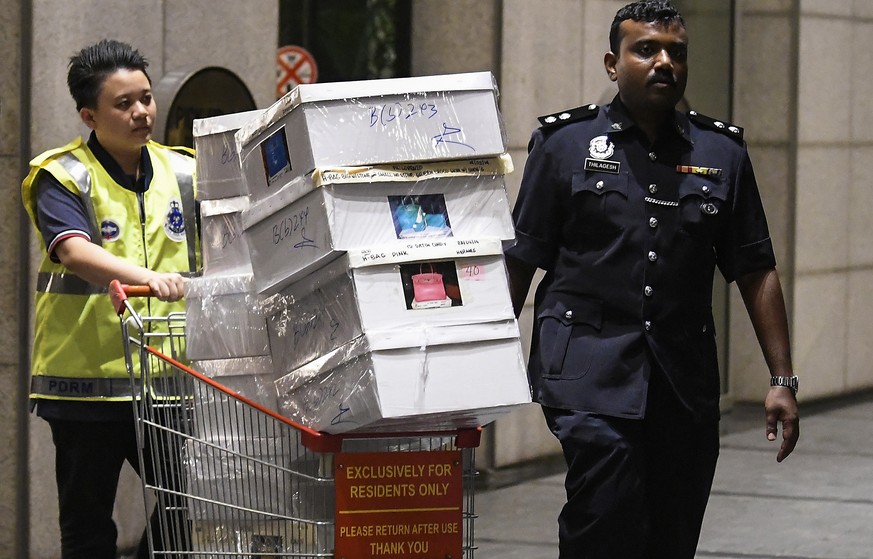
[461,263,486,281]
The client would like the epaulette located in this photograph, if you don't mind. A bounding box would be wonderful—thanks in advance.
[687,110,743,140]
[537,104,599,129]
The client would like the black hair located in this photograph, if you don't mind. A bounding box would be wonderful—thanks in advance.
[67,39,150,111]
[609,0,685,54]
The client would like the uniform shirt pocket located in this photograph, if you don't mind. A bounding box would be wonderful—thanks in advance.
[536,295,603,380]
[678,175,727,239]
[569,173,629,238]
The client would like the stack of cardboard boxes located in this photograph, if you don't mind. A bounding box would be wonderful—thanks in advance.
[232,71,531,434]
[187,74,534,433]
[182,70,531,556]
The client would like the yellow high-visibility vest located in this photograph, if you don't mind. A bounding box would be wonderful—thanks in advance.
[22,137,197,401]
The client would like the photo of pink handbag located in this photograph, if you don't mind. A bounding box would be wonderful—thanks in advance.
[411,263,447,303]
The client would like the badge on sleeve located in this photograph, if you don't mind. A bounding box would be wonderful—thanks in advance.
[585,135,620,174]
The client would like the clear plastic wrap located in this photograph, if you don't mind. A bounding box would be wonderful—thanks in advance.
[241,156,515,295]
[193,110,263,200]
[184,436,333,555]
[199,196,253,276]
[235,71,507,200]
[264,252,516,378]
[192,356,277,414]
[185,274,270,360]
[275,329,531,434]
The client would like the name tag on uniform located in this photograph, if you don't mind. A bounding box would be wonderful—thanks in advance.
[585,158,620,174]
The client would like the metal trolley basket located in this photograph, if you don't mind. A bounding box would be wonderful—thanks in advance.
[110,281,480,558]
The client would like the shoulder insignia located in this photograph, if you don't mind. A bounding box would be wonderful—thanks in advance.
[538,104,599,129]
[687,110,744,140]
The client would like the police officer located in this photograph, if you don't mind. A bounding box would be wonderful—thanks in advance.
[505,1,799,557]
[21,40,196,558]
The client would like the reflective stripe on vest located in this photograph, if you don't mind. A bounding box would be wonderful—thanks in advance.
[36,269,198,295]
[30,374,185,399]
[166,149,198,273]
[55,152,103,245]
[31,375,139,398]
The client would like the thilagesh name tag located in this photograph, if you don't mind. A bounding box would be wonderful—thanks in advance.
[584,158,621,174]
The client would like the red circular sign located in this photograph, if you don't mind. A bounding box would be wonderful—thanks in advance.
[276,45,318,98]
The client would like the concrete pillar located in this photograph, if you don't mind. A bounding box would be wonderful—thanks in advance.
[0,0,27,556]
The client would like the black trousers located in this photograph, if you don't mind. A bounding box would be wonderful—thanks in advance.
[48,413,188,559]
[543,370,720,559]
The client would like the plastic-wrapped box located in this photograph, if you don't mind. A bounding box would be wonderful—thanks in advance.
[193,110,262,200]
[185,274,270,360]
[200,196,253,277]
[191,520,330,558]
[275,327,531,434]
[235,71,507,201]
[264,248,515,378]
[242,156,515,294]
[193,356,277,414]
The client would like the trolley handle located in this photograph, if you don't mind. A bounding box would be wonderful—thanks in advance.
[109,279,153,316]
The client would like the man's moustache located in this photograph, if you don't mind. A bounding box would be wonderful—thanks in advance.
[648,75,676,86]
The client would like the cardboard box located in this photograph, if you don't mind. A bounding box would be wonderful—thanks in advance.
[264,249,516,376]
[275,328,531,434]
[242,156,515,294]
[191,520,329,557]
[193,356,277,413]
[236,71,506,200]
[200,196,253,276]
[193,110,262,200]
[185,275,270,360]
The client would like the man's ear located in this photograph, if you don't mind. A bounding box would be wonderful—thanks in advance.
[79,107,97,130]
[604,52,618,82]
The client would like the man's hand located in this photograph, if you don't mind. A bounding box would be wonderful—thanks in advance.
[764,386,799,462]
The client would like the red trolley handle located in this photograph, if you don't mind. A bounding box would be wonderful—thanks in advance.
[109,279,153,316]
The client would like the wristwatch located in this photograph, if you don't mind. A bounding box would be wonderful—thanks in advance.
[770,375,799,395]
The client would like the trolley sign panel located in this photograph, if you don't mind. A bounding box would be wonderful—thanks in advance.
[335,450,463,558]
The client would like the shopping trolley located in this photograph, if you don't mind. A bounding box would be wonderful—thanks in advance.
[109,280,480,558]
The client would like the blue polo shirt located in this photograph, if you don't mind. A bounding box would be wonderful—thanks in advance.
[507,97,776,421]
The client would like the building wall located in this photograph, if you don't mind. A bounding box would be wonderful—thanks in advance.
[731,0,873,404]
[0,0,25,556]
[791,0,873,398]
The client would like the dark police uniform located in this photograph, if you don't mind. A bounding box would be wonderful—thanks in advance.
[506,97,776,558]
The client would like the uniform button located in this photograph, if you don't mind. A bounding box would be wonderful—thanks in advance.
[648,251,658,262]
[644,286,653,297]
[564,310,573,320]
[649,217,659,228]
[595,180,604,190]
[648,183,658,194]
[648,152,657,161]
[644,321,652,332]
[702,324,708,333]
[702,185,711,195]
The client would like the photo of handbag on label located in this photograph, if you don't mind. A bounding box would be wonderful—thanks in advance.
[401,261,462,310]
[389,194,454,239]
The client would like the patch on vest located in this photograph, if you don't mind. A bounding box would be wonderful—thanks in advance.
[164,199,186,242]
[101,219,121,242]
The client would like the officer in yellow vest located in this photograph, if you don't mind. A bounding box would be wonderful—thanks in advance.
[21,39,197,559]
